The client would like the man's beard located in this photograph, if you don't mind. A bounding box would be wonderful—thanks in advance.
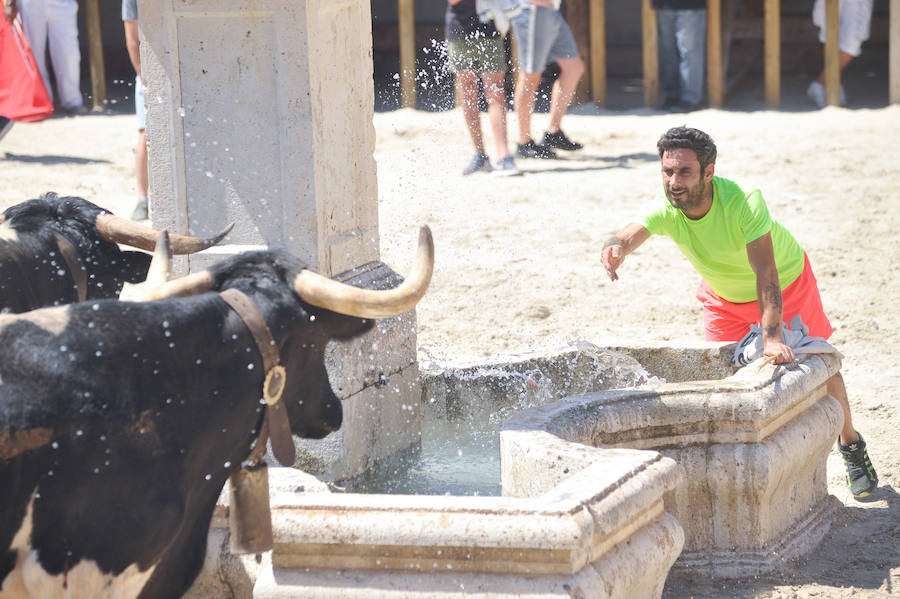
[666,176,706,213]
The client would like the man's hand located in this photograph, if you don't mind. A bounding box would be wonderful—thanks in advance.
[762,339,795,365]
[601,239,624,281]
[599,225,651,283]
[530,0,555,6]
[4,0,17,24]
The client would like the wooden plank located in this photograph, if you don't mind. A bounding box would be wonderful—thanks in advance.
[566,0,591,104]
[892,0,900,103]
[642,0,658,107]
[707,0,723,107]
[84,0,106,112]
[590,0,606,106]
[764,0,780,107]
[398,0,416,109]
[824,0,840,106]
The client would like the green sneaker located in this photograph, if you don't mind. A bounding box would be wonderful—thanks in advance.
[838,433,878,498]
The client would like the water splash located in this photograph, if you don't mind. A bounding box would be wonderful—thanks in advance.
[345,343,663,496]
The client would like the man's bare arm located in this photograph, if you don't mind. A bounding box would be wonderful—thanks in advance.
[600,223,651,282]
[746,232,794,364]
[124,20,141,78]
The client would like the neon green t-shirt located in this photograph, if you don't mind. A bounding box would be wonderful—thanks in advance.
[642,176,805,303]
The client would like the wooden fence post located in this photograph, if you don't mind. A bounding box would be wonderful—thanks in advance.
[764,0,780,107]
[642,0,658,107]
[85,0,106,111]
[590,0,606,106]
[824,0,840,106]
[890,0,899,103]
[706,0,723,107]
[398,0,416,109]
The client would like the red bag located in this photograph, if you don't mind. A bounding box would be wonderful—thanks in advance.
[0,16,54,122]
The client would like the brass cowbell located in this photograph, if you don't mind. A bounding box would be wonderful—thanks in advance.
[228,459,274,554]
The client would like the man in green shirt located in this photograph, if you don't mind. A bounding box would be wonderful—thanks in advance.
[601,126,878,498]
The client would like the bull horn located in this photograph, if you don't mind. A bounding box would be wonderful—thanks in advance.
[95,212,233,254]
[293,225,434,319]
[141,270,217,300]
[118,230,174,301]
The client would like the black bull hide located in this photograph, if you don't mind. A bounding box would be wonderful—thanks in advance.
[0,249,374,598]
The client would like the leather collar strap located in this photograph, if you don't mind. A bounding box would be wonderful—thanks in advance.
[53,233,87,303]
[220,288,296,466]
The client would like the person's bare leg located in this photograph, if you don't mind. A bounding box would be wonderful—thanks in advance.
[136,128,148,199]
[482,71,509,158]
[514,71,542,145]
[828,371,860,445]
[816,50,855,85]
[457,71,485,154]
[546,56,584,134]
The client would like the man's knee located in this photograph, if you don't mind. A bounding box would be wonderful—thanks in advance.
[559,57,584,78]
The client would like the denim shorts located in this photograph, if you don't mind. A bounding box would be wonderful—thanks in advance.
[135,75,146,131]
[509,5,579,74]
[447,37,507,74]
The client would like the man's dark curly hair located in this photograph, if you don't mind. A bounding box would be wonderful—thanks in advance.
[657,127,717,173]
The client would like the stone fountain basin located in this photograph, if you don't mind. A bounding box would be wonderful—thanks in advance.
[188,342,842,597]
[502,352,844,579]
[252,446,683,598]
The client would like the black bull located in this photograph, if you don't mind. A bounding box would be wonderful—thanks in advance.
[0,193,231,313]
[0,230,432,598]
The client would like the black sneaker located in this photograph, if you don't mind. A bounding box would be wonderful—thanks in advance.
[516,139,557,159]
[541,129,583,151]
[462,152,492,176]
[838,433,878,498]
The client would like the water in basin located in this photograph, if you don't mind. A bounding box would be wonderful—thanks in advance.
[344,345,662,496]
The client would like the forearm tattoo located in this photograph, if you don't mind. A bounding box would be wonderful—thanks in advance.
[763,283,783,338]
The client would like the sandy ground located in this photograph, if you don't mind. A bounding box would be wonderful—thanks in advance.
[1,98,899,597]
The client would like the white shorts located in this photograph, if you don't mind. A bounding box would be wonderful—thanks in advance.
[812,0,874,57]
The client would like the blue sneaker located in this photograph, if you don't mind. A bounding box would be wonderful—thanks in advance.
[462,152,492,176]
[492,154,521,177]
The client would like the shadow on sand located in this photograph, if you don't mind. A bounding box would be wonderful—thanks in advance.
[2,153,111,166]
[663,485,900,598]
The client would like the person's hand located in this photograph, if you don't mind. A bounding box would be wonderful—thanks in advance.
[530,0,554,6]
[761,339,795,365]
[4,0,18,24]
[601,241,624,282]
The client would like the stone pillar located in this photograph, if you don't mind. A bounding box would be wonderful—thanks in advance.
[139,0,378,276]
[138,0,420,480]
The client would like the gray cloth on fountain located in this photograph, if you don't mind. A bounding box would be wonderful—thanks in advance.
[731,314,842,367]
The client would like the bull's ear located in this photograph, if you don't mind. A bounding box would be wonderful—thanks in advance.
[117,251,153,285]
[309,309,375,341]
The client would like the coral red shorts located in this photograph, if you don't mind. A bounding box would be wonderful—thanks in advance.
[696,253,834,342]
